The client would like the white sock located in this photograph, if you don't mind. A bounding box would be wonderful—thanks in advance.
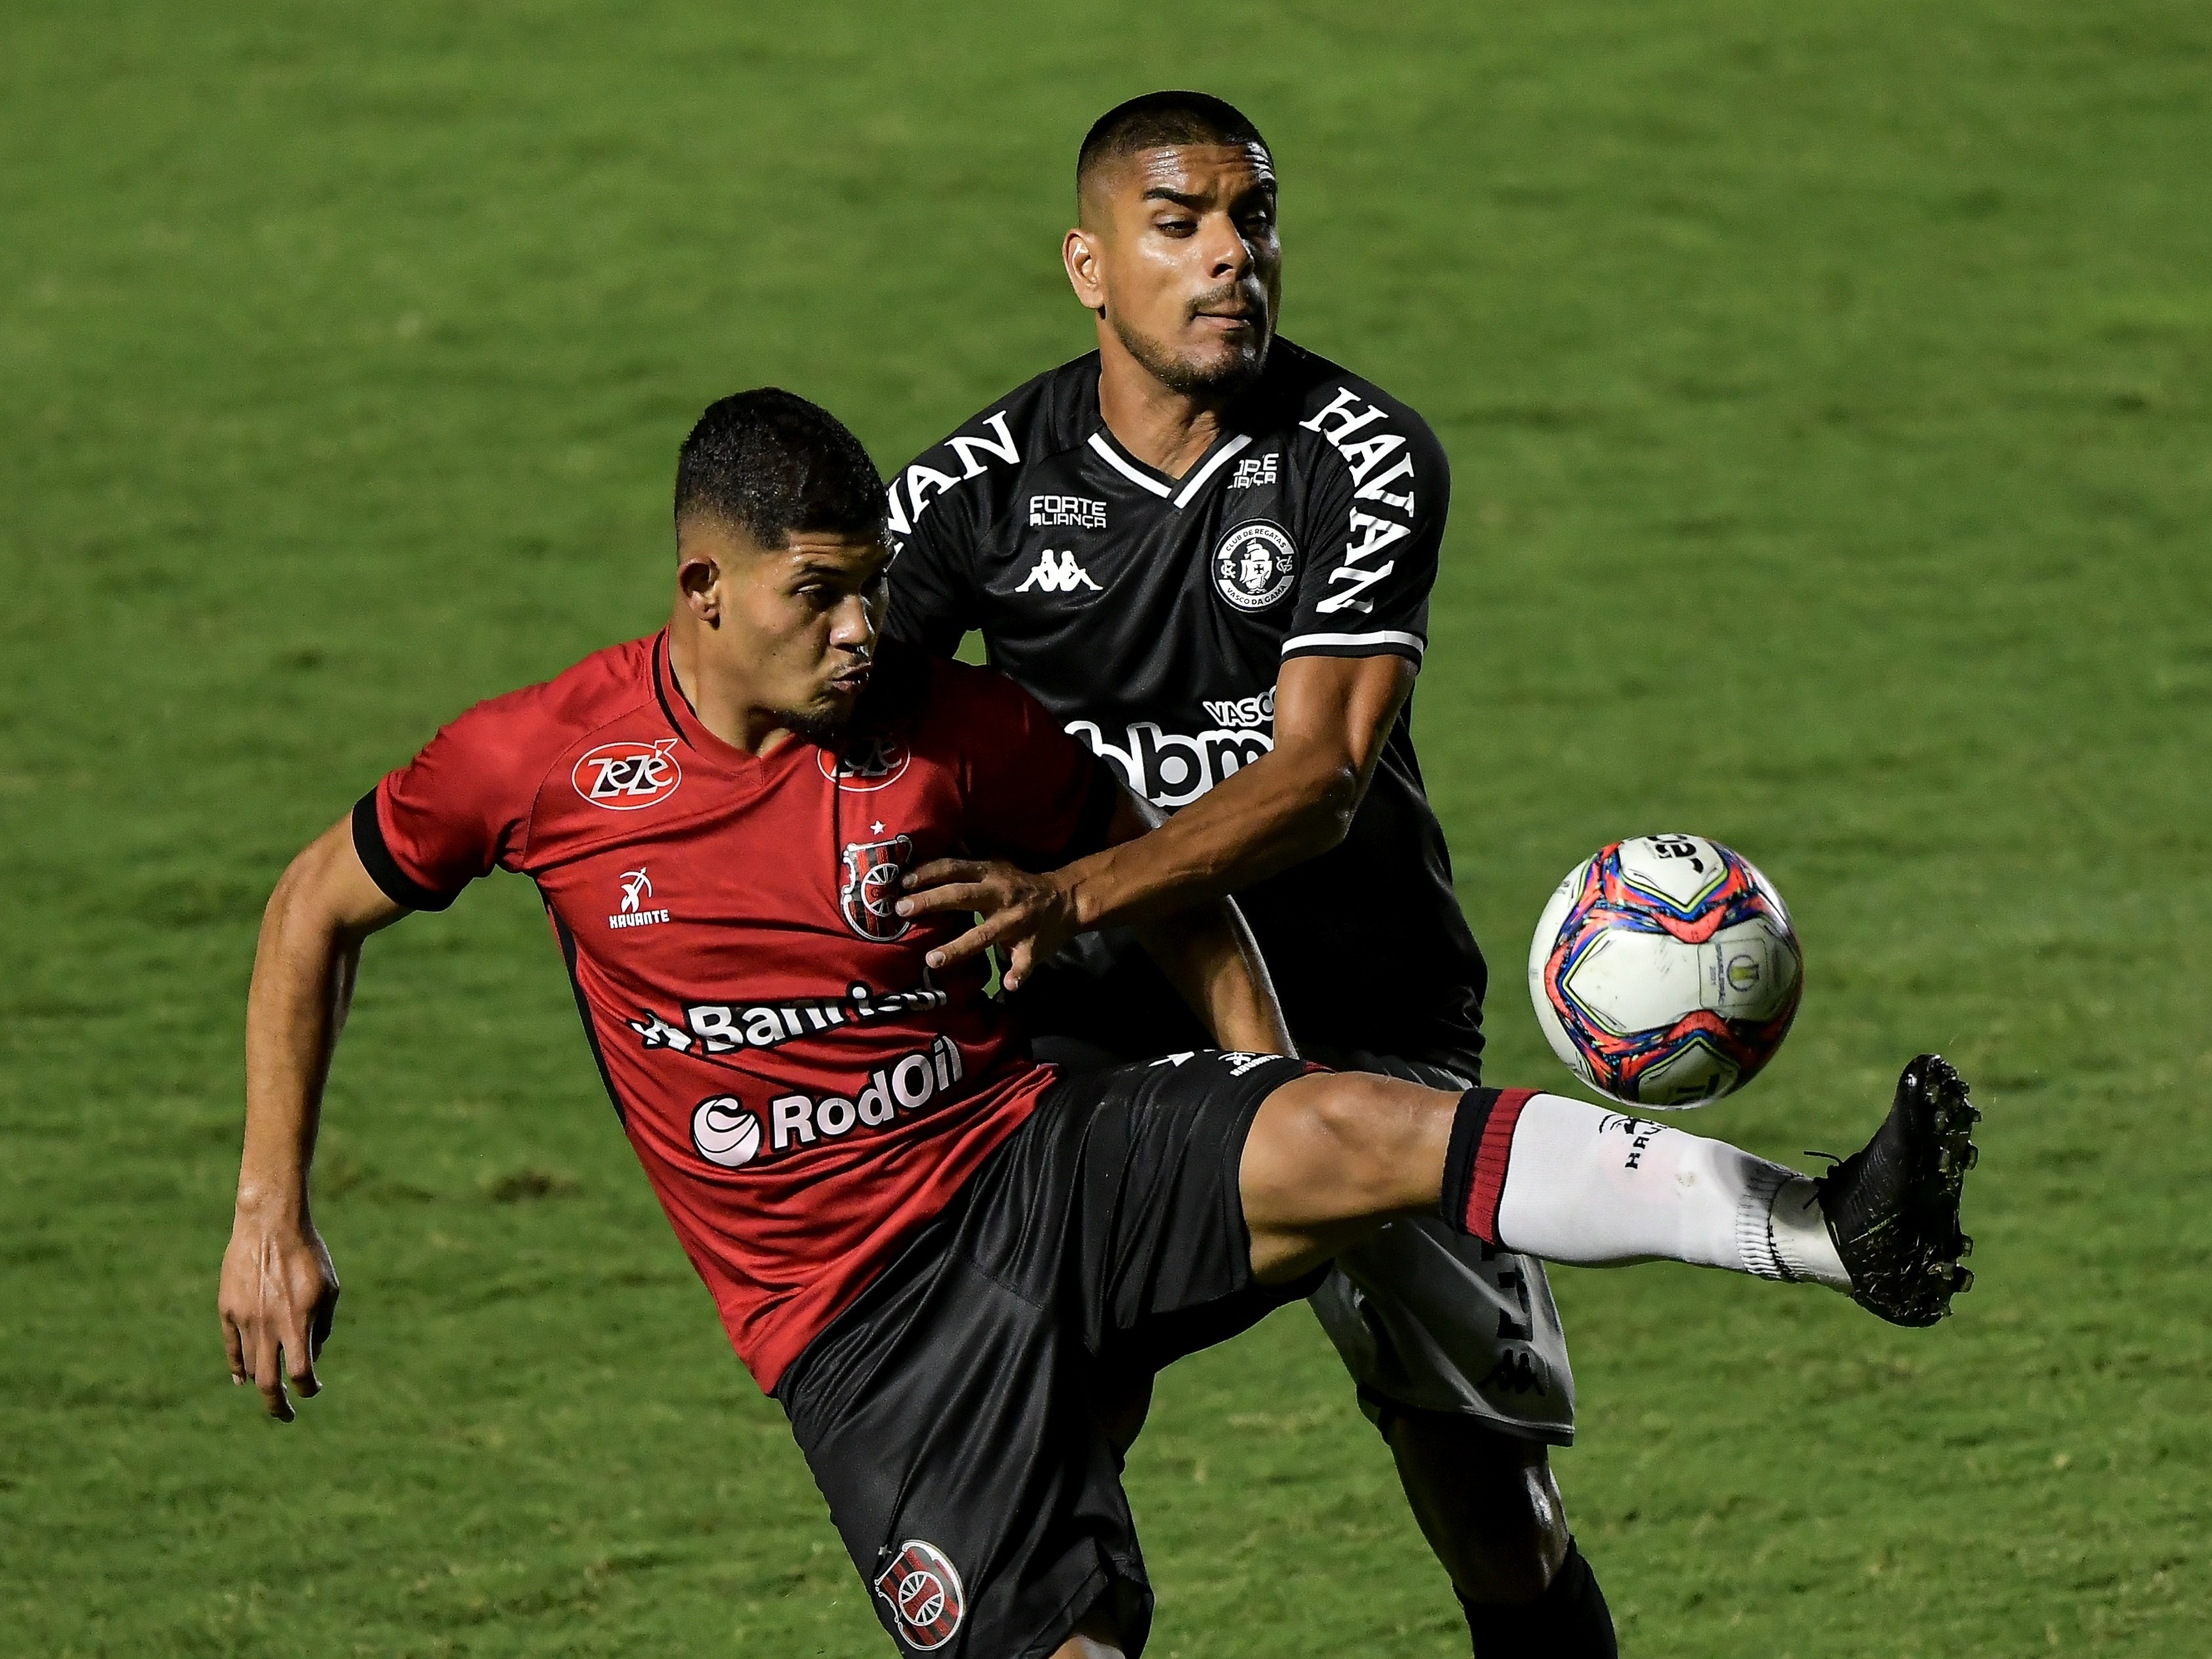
[1492,1093,1851,1290]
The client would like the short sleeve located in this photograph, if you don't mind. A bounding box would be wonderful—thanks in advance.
[1282,392,1450,667]
[884,454,983,659]
[951,667,1121,870]
[353,702,538,911]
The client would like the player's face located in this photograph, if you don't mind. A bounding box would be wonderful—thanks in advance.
[679,522,890,736]
[1069,144,1281,396]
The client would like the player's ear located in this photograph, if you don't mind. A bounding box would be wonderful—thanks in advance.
[676,542,723,626]
[1063,227,1106,315]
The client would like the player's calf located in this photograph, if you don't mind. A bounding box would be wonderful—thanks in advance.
[1242,1058,1981,1323]
[1428,1059,1979,1324]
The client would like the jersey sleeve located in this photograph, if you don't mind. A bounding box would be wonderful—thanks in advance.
[883,444,985,658]
[351,699,542,911]
[1282,390,1451,667]
[949,667,1121,870]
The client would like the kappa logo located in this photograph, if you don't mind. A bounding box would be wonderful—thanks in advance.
[817,734,912,792]
[1212,520,1297,611]
[608,866,670,930]
[573,739,682,812]
[840,834,914,941]
[1013,548,1102,595]
[875,1539,966,1651]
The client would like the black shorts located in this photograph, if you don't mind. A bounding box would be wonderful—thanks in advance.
[775,1051,1321,1658]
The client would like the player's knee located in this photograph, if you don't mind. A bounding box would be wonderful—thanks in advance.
[1281,1074,1431,1214]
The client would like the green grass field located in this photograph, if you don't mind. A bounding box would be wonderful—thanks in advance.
[3,2,2208,1653]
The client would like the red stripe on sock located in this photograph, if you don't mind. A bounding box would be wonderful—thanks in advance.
[1464,1088,1537,1244]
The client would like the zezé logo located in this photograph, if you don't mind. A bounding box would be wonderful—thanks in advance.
[573,739,681,811]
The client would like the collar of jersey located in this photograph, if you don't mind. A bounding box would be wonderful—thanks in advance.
[1083,420,1253,511]
[649,630,822,777]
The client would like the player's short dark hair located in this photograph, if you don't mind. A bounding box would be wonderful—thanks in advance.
[1077,91,1270,192]
[674,388,886,547]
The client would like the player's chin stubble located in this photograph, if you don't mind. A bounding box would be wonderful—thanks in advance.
[1112,309,1268,397]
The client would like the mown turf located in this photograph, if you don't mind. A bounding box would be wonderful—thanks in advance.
[2,1,2207,1653]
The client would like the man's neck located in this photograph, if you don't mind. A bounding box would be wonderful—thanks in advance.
[665,618,795,757]
[1095,340,1238,479]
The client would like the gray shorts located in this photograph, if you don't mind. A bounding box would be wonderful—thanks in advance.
[1304,1048,1577,1445]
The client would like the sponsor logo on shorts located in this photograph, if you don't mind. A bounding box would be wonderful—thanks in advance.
[818,734,911,792]
[573,739,681,811]
[875,1539,965,1651]
[840,834,914,941]
[1212,519,1297,611]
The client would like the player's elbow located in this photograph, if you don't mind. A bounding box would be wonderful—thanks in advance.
[262,822,365,945]
[1293,759,1363,854]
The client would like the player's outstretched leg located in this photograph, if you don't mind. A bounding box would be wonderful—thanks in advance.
[1240,1055,1979,1327]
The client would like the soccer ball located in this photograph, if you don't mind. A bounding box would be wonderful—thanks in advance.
[1527,834,1802,1107]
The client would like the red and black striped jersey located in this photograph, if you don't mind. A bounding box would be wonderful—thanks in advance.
[353,635,1115,1391]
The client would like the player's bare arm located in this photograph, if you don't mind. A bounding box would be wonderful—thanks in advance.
[900,650,1412,986]
[901,782,1295,1048]
[220,818,404,1421]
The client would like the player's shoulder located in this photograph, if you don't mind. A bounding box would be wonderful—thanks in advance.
[420,636,661,777]
[889,355,1100,543]
[1268,338,1449,474]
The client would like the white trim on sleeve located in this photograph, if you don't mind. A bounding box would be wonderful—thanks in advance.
[1280,630,1428,660]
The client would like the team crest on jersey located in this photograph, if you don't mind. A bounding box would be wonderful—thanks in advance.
[818,734,912,792]
[572,739,682,811]
[1213,519,1297,611]
[840,834,914,941]
[874,1539,965,1650]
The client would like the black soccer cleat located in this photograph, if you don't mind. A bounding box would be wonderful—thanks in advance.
[1816,1053,1979,1327]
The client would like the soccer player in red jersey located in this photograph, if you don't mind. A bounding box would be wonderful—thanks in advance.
[221,390,1977,1658]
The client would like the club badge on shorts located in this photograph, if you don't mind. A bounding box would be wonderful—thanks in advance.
[840,834,914,941]
[1212,518,1297,611]
[875,1539,965,1650]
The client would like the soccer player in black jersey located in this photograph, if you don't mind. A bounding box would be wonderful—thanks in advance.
[885,93,1610,1654]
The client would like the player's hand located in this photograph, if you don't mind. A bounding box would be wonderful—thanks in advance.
[896,857,1080,989]
[218,1206,340,1423]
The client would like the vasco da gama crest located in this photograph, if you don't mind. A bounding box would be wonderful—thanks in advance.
[1212,518,1297,611]
[840,834,914,941]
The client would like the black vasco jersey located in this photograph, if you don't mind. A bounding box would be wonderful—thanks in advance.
[885,339,1488,1060]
